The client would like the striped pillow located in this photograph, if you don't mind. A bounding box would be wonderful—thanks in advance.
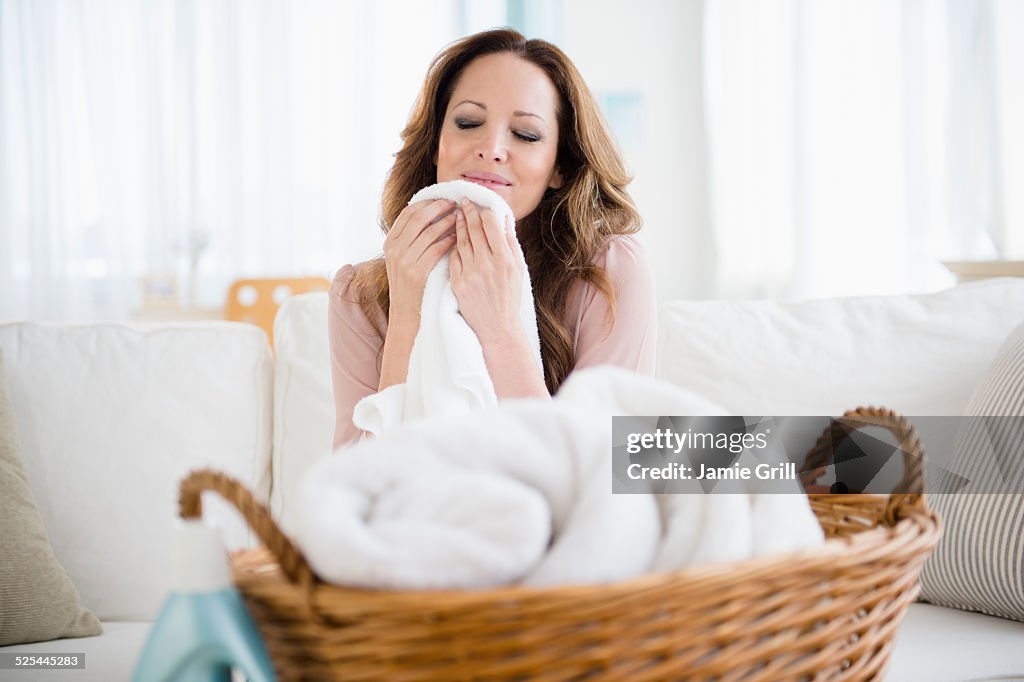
[919,322,1024,621]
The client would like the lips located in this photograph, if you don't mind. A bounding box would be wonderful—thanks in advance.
[462,172,511,189]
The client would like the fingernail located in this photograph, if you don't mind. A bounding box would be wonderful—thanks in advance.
[460,198,471,207]
[456,210,464,221]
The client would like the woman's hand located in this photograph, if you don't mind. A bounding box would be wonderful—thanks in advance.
[449,198,525,344]
[450,199,548,399]
[377,199,457,392]
[382,199,458,320]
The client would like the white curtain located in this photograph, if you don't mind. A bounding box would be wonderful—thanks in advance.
[704,0,1023,299]
[0,0,461,320]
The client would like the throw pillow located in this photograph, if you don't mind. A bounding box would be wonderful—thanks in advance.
[0,349,102,645]
[919,321,1024,621]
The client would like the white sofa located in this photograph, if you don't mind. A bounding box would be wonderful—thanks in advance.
[3,278,1024,682]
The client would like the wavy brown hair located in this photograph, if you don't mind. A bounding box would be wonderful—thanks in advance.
[351,28,641,394]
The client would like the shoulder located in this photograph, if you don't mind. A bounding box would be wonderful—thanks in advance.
[330,263,360,301]
[331,263,356,292]
[567,234,654,317]
[592,234,653,281]
[328,262,385,337]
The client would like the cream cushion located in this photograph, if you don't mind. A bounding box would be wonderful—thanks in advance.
[886,603,1024,681]
[657,278,1024,415]
[271,293,334,535]
[0,350,102,645]
[0,622,151,681]
[0,322,273,622]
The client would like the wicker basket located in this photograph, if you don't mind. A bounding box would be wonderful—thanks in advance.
[179,407,941,681]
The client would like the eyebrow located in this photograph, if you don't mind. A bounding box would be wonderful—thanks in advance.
[453,99,546,123]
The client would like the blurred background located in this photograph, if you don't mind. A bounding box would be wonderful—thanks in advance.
[1,0,1022,322]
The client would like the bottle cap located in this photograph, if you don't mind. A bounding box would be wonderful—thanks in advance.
[172,519,232,593]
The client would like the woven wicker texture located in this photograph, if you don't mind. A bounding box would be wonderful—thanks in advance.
[179,407,941,681]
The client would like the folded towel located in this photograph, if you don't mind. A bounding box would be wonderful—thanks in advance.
[296,367,825,590]
[297,393,662,589]
[555,369,826,572]
[651,450,824,572]
[352,180,543,437]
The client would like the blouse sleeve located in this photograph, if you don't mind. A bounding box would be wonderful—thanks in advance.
[569,235,658,376]
[327,264,386,449]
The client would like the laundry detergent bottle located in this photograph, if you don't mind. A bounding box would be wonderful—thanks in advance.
[132,519,276,682]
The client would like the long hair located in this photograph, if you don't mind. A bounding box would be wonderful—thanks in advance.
[352,28,641,394]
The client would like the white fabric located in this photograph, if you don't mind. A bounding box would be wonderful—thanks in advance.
[552,369,826,573]
[886,604,1024,682]
[353,180,542,437]
[296,367,824,590]
[0,621,152,682]
[0,322,272,621]
[271,292,334,535]
[704,1,1024,300]
[0,1,461,320]
[658,277,1024,416]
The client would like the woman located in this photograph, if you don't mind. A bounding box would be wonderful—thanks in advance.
[330,28,657,448]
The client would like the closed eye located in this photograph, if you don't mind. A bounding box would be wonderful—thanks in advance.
[455,120,541,143]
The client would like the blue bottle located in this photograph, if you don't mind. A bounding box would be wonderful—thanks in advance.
[132,520,277,682]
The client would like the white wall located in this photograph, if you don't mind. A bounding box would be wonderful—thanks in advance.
[562,0,713,302]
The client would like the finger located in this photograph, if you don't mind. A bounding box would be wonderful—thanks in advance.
[429,202,458,224]
[389,200,429,240]
[410,211,457,251]
[422,233,456,269]
[412,199,458,235]
[460,199,491,256]
[455,205,474,264]
[477,206,507,256]
[449,245,462,278]
[396,199,454,242]
[505,217,519,257]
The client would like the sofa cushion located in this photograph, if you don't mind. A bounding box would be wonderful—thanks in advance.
[0,621,152,681]
[0,322,273,622]
[658,278,1024,416]
[919,321,1024,621]
[0,350,102,645]
[271,293,334,535]
[886,603,1024,681]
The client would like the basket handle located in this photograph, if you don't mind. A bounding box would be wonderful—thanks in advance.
[800,406,924,523]
[179,468,317,590]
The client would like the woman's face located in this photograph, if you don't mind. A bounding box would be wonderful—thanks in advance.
[435,53,564,221]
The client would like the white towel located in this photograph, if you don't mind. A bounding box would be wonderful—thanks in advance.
[296,395,662,589]
[650,450,825,572]
[295,367,826,590]
[555,369,826,572]
[352,180,543,437]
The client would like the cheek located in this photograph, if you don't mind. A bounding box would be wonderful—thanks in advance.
[521,151,558,194]
[434,133,459,180]
[508,166,549,219]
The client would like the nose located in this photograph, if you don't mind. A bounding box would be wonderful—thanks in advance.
[476,129,507,163]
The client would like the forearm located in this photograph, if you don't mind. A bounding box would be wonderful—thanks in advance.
[378,309,419,391]
[480,327,551,400]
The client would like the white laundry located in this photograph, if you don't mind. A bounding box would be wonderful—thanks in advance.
[296,367,826,590]
[352,180,542,437]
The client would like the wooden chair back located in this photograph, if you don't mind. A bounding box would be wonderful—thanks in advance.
[225,277,330,348]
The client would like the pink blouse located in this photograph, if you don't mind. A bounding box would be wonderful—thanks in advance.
[328,234,657,449]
